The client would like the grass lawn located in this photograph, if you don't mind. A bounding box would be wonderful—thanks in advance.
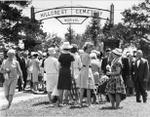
[1,93,150,117]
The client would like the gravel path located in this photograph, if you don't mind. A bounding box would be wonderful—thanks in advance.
[1,91,150,117]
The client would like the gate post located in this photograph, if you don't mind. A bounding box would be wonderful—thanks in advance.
[110,4,114,25]
[31,6,35,22]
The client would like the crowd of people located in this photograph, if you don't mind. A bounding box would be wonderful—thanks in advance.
[0,41,149,109]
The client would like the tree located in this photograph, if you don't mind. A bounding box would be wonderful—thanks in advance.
[0,1,46,51]
[21,17,47,50]
[65,26,76,44]
[122,0,150,41]
[72,34,85,49]
[0,1,30,43]
[83,15,102,46]
[121,0,150,55]
[43,33,62,50]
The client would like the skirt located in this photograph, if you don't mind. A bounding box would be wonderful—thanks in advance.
[46,73,58,92]
[57,67,72,90]
[105,75,126,100]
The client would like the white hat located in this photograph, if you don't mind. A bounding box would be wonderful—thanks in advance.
[31,52,38,56]
[112,48,122,56]
[7,49,15,55]
[90,53,97,59]
[79,49,84,54]
[61,42,72,50]
[43,52,47,56]
[48,47,56,55]
[91,50,100,55]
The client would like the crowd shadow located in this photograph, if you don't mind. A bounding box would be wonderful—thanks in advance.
[23,89,46,95]
[100,106,123,110]
[32,101,49,107]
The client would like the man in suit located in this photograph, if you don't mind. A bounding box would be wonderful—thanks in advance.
[121,53,130,90]
[16,51,23,91]
[16,51,27,91]
[20,52,28,90]
[134,50,149,103]
[101,48,111,74]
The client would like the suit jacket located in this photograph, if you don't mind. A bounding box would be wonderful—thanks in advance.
[134,58,149,82]
[17,56,27,78]
[121,57,130,77]
[101,57,109,74]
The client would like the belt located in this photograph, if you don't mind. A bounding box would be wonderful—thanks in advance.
[83,65,91,68]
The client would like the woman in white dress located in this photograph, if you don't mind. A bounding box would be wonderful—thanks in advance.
[44,47,59,104]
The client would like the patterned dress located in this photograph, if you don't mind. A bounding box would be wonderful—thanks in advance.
[105,58,126,100]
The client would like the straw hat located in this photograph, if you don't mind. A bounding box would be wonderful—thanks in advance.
[61,42,72,50]
[112,48,122,56]
[48,47,56,55]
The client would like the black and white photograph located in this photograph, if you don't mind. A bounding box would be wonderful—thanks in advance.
[0,0,150,116]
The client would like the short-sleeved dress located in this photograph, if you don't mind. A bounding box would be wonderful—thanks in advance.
[105,58,126,100]
[78,52,95,89]
[31,58,40,83]
[57,52,74,90]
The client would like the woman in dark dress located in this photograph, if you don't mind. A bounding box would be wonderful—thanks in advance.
[57,42,74,105]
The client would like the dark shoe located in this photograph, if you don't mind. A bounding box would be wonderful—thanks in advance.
[143,98,147,103]
[136,100,141,103]
[143,95,147,103]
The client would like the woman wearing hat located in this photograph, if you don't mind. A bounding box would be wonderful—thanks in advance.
[44,47,59,105]
[31,52,40,93]
[1,49,23,109]
[105,48,126,109]
[57,42,74,105]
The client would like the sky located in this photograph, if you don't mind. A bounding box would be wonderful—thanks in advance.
[23,0,144,38]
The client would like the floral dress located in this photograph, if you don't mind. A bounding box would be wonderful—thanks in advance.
[105,58,126,100]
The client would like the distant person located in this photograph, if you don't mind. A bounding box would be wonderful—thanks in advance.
[121,52,130,90]
[70,44,82,102]
[101,48,111,74]
[1,49,23,109]
[105,48,126,109]
[126,52,135,96]
[134,50,149,103]
[78,42,95,107]
[57,42,74,105]
[44,47,59,105]
[31,52,40,93]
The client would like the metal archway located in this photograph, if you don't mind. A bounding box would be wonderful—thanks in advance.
[31,4,114,25]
